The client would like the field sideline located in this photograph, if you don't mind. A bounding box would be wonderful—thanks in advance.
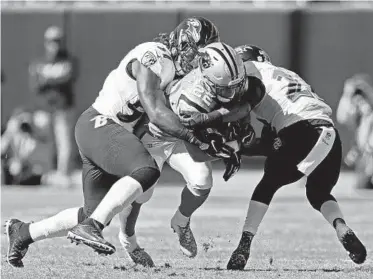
[1,170,373,279]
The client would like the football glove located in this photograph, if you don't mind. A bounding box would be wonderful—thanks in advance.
[197,128,236,159]
[225,122,256,149]
[223,151,241,181]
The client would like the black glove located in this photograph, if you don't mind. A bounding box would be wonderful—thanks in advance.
[225,121,256,148]
[239,123,256,148]
[197,128,236,159]
[223,152,242,181]
[225,122,241,142]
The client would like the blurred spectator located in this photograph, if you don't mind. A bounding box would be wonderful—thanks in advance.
[1,108,53,185]
[337,74,373,189]
[28,26,78,186]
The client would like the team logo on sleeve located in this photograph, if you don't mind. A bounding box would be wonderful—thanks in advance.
[141,51,157,67]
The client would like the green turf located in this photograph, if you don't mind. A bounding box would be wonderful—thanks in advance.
[1,170,373,279]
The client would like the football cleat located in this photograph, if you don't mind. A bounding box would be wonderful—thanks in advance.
[336,225,367,264]
[118,233,154,267]
[128,247,155,268]
[171,217,197,258]
[67,219,116,255]
[227,231,254,270]
[5,219,29,268]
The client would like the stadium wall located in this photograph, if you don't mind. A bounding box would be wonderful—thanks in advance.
[2,5,373,162]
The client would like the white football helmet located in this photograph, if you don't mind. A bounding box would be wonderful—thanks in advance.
[199,42,246,103]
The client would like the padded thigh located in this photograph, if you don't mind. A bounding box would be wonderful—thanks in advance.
[75,107,158,178]
[80,154,119,217]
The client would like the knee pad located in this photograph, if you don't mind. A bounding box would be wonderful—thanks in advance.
[306,188,335,211]
[130,167,160,192]
[135,186,156,204]
[187,183,212,197]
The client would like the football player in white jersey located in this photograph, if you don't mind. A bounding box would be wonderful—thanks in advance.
[5,17,233,267]
[118,42,253,266]
[181,45,367,269]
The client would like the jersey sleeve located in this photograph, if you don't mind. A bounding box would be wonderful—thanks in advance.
[136,43,176,89]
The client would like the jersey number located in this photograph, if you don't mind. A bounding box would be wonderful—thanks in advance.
[272,69,323,103]
[116,100,143,123]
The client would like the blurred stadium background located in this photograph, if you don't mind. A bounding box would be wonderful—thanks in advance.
[2,0,373,187]
[1,1,373,278]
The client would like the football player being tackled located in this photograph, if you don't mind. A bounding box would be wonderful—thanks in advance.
[181,45,367,270]
[118,41,254,266]
[5,17,235,267]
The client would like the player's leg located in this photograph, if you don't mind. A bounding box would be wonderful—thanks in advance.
[305,129,367,264]
[118,191,155,267]
[67,107,160,255]
[167,141,213,258]
[227,163,304,270]
[227,121,322,270]
[5,149,115,267]
[5,208,82,268]
[117,134,171,266]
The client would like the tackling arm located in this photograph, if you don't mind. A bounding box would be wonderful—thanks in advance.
[134,61,203,146]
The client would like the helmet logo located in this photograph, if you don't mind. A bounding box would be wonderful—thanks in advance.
[141,51,157,67]
[200,53,212,69]
[186,18,202,43]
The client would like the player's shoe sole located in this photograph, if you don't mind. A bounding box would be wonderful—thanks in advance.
[227,231,254,270]
[67,231,115,255]
[339,229,367,264]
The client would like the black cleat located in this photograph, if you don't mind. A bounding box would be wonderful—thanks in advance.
[227,231,254,270]
[67,218,116,255]
[338,229,367,264]
[128,247,155,267]
[5,219,29,268]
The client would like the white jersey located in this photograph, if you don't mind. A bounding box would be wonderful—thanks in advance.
[92,42,175,129]
[166,68,220,117]
[244,61,333,132]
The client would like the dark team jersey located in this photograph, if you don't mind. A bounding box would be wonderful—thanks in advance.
[29,52,77,109]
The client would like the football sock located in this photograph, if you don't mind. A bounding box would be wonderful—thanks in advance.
[178,185,210,218]
[90,176,143,226]
[118,202,142,237]
[242,200,269,234]
[173,208,190,227]
[320,200,344,228]
[118,232,139,253]
[29,207,80,242]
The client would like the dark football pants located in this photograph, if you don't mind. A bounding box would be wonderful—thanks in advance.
[75,107,159,218]
[251,120,342,211]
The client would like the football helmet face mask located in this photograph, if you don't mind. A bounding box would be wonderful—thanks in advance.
[199,42,246,103]
[235,44,271,64]
[170,17,220,76]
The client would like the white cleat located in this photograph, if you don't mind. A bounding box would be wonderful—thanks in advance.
[118,233,154,267]
[171,216,197,258]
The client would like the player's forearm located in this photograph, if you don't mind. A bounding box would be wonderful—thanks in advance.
[201,104,251,127]
[149,105,198,144]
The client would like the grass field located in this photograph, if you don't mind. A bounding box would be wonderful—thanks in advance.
[1,170,373,279]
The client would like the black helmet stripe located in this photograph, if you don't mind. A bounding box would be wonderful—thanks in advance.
[222,43,238,78]
[209,46,235,78]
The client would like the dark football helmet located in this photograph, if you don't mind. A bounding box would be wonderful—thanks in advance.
[235,44,271,64]
[169,17,220,76]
